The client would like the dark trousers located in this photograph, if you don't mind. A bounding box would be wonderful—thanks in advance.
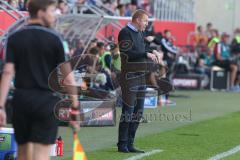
[118,73,146,148]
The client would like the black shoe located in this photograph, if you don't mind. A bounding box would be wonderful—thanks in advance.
[128,146,145,153]
[118,146,129,153]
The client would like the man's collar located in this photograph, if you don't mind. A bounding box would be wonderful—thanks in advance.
[127,22,139,32]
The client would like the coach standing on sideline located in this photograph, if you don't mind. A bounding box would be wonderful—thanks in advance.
[117,9,159,153]
[0,0,79,160]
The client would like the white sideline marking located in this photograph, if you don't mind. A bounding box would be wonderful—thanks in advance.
[124,149,163,160]
[208,145,240,160]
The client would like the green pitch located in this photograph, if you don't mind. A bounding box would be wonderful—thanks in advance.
[51,91,240,160]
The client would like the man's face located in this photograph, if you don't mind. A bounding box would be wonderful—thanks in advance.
[10,0,18,8]
[165,31,171,38]
[137,14,149,31]
[77,40,83,48]
[223,37,230,44]
[60,2,68,12]
[99,47,105,56]
[211,30,217,37]
[90,42,97,48]
[207,24,212,30]
[39,5,57,28]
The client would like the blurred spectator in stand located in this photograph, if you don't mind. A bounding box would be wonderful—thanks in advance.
[109,43,121,72]
[161,29,178,69]
[89,38,98,48]
[210,30,239,92]
[116,4,126,16]
[194,54,210,76]
[145,27,174,105]
[220,32,232,60]
[23,0,28,11]
[125,1,137,16]
[195,38,209,58]
[141,1,152,16]
[73,39,84,56]
[67,0,77,11]
[18,0,25,11]
[86,38,98,54]
[118,0,131,5]
[194,25,208,48]
[194,25,209,63]
[84,47,99,74]
[97,42,114,90]
[109,43,121,88]
[205,22,213,40]
[194,29,211,76]
[110,1,118,13]
[55,0,69,15]
[72,0,86,14]
[87,0,96,6]
[231,28,240,55]
[208,29,220,58]
[97,42,111,72]
[8,0,18,9]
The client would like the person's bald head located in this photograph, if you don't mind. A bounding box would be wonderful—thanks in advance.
[131,9,149,31]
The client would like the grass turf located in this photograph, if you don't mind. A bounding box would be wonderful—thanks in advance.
[83,112,240,160]
[50,91,240,160]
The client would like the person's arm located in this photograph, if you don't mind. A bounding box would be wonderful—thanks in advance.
[161,38,177,59]
[161,38,178,54]
[0,63,15,127]
[215,43,222,61]
[54,37,79,107]
[231,38,239,53]
[0,35,15,128]
[55,37,80,131]
[60,63,79,107]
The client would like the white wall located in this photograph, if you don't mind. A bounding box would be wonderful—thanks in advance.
[194,0,240,35]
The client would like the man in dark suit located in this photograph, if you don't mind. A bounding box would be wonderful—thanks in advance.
[117,9,160,153]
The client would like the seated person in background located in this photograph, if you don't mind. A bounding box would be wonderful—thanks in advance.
[220,33,232,60]
[92,73,107,90]
[72,39,84,57]
[55,0,69,15]
[159,30,178,104]
[96,42,114,90]
[84,47,99,74]
[160,29,178,70]
[211,31,239,92]
[231,28,240,55]
[109,43,121,88]
[85,38,98,54]
[194,25,208,48]
[194,54,211,76]
[97,42,112,73]
[109,43,121,73]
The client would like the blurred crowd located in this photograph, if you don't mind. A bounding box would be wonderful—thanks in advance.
[191,23,240,91]
[0,0,153,16]
[1,0,240,92]
[63,22,179,98]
